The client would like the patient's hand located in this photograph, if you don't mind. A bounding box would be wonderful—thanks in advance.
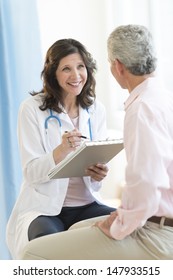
[94,211,118,238]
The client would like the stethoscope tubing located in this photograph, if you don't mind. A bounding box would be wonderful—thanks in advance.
[45,109,62,130]
[44,108,92,140]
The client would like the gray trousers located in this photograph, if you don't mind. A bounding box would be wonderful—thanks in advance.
[21,216,173,260]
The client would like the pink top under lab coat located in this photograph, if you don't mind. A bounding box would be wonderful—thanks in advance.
[110,77,173,239]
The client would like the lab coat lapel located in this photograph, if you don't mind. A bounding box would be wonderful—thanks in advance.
[59,112,74,131]
[79,106,91,139]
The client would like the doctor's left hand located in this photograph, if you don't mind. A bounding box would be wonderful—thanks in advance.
[85,163,109,182]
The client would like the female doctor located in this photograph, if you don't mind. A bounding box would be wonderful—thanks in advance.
[6,38,115,259]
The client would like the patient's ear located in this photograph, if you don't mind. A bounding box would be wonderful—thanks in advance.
[115,59,124,76]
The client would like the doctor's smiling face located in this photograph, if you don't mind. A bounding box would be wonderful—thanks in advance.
[40,38,97,112]
[55,53,88,98]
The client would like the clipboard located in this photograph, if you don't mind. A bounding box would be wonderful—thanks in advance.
[48,139,124,179]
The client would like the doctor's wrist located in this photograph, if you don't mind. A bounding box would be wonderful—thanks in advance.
[53,144,69,165]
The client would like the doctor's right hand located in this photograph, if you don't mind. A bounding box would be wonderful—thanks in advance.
[53,129,82,165]
[63,129,82,149]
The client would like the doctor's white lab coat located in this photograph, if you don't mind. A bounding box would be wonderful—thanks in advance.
[6,93,108,259]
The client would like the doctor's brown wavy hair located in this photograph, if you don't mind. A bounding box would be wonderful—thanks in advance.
[30,39,97,113]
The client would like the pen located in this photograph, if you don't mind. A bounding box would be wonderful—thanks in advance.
[65,131,87,139]
[80,135,87,139]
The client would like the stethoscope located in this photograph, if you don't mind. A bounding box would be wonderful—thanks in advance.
[44,109,93,140]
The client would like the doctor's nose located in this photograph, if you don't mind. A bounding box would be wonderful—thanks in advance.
[71,69,80,78]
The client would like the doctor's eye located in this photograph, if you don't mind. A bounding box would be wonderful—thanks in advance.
[78,64,85,69]
[62,67,71,72]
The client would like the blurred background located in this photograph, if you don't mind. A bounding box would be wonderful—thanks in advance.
[1,0,173,259]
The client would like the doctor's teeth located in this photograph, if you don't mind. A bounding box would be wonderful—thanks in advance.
[70,82,80,86]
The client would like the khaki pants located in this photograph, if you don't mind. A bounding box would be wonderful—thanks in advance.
[21,216,173,260]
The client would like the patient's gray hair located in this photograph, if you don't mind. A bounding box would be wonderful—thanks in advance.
[107,24,157,75]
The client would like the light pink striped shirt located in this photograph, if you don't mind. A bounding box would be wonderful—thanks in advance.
[110,77,173,239]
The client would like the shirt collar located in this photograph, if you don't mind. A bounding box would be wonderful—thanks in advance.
[124,77,156,111]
